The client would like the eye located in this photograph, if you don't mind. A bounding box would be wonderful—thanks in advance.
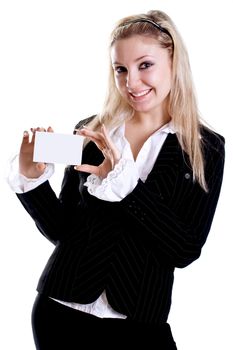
[114,66,127,74]
[139,62,154,70]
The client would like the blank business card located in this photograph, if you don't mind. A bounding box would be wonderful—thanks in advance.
[33,131,84,165]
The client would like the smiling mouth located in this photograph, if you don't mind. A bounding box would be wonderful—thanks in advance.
[129,89,152,99]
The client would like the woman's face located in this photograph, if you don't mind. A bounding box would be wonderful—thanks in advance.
[111,35,172,116]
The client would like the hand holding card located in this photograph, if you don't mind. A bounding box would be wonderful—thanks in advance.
[33,132,84,165]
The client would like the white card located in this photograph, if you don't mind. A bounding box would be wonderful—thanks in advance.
[33,131,84,165]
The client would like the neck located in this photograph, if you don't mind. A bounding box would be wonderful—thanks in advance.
[124,110,170,161]
[131,110,171,133]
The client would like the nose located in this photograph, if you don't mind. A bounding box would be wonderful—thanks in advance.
[126,71,140,91]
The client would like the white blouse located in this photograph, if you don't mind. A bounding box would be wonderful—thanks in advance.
[7,122,175,319]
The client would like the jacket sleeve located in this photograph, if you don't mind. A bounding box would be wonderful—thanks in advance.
[120,132,225,268]
[15,117,95,244]
[16,165,84,244]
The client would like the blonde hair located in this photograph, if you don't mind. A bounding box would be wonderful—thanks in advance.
[86,10,207,190]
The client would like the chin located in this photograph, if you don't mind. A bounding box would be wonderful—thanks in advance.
[131,100,157,112]
[133,105,153,113]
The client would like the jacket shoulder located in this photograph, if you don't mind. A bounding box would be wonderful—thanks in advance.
[200,125,225,155]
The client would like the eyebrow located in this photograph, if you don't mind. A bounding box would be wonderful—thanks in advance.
[112,55,154,65]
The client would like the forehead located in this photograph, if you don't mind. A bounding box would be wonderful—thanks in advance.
[111,35,165,63]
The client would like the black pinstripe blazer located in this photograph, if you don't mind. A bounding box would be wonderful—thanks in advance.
[17,119,225,325]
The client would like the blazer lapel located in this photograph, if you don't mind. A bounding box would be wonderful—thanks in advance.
[146,133,181,178]
[145,133,183,202]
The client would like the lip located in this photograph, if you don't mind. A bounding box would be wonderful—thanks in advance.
[128,88,152,101]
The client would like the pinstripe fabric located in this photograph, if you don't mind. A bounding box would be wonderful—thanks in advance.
[16,120,225,325]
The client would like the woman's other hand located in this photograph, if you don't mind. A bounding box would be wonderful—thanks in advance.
[74,124,120,178]
[19,126,54,178]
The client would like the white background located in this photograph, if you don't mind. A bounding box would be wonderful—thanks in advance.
[0,1,232,349]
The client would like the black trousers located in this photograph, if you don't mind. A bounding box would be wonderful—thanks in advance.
[32,293,177,349]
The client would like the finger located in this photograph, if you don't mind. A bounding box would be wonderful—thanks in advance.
[77,128,105,143]
[30,127,46,132]
[101,124,114,149]
[30,127,39,143]
[31,127,46,143]
[101,124,120,162]
[77,128,107,150]
[47,126,54,132]
[36,162,46,171]
[21,130,29,144]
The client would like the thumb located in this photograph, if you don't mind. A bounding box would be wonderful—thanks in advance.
[74,164,100,176]
[36,162,46,172]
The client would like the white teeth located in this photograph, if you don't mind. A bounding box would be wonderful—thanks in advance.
[131,89,151,97]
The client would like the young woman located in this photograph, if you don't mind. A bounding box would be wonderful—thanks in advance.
[8,10,225,349]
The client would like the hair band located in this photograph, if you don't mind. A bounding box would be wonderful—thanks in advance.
[122,18,173,41]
